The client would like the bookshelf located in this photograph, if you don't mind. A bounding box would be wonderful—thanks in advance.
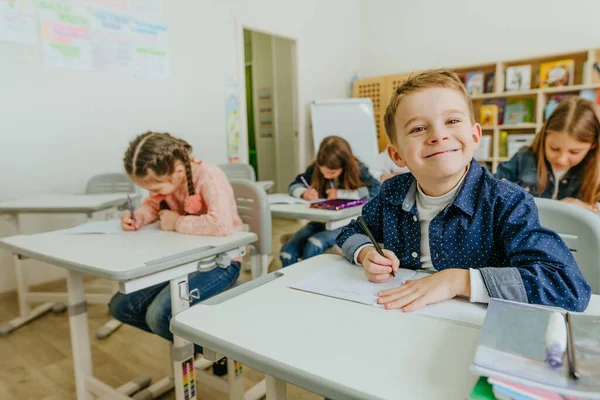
[352,48,600,172]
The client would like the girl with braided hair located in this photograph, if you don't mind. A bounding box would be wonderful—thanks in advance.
[110,131,243,350]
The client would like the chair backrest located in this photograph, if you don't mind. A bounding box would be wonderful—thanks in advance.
[229,179,271,255]
[534,197,600,294]
[86,173,137,195]
[219,163,256,181]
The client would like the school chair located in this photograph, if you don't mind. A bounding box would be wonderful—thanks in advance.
[218,162,256,181]
[229,179,272,278]
[85,172,137,195]
[534,197,600,294]
[85,173,138,340]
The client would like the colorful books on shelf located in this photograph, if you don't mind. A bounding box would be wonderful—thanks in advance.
[505,65,532,91]
[483,99,506,124]
[480,104,498,126]
[539,59,575,88]
[471,299,600,399]
[466,71,485,95]
[504,98,534,125]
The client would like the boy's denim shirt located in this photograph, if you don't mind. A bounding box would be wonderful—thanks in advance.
[336,159,591,312]
[495,147,584,199]
[288,163,381,200]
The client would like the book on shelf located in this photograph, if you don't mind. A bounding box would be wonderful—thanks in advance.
[539,59,575,88]
[474,135,492,160]
[466,71,485,95]
[480,104,498,126]
[504,98,534,124]
[544,94,577,119]
[485,72,496,93]
[508,134,536,158]
[483,99,506,124]
[505,65,532,91]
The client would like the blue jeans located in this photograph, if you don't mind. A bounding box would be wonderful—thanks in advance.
[280,222,342,267]
[109,261,241,353]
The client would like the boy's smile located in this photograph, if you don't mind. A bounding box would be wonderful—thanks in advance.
[387,87,482,196]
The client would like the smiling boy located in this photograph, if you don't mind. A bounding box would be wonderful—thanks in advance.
[336,69,590,312]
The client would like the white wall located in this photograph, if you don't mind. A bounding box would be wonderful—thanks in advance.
[359,0,600,77]
[0,0,361,293]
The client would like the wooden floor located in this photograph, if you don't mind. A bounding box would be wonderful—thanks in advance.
[0,218,324,400]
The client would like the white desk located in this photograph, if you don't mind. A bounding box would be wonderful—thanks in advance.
[171,254,600,400]
[0,228,257,400]
[269,203,362,231]
[257,181,274,192]
[0,193,138,336]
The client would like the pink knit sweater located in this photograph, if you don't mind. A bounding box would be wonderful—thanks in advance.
[137,161,243,236]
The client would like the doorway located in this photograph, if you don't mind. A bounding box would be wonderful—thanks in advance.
[242,29,298,193]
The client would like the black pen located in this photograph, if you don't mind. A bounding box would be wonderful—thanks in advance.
[357,215,395,278]
[566,312,579,380]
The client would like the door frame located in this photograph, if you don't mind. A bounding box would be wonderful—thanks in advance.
[235,17,303,174]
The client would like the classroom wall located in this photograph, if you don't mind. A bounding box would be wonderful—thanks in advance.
[359,0,600,77]
[0,0,361,293]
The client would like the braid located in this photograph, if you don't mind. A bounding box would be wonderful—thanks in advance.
[182,153,195,196]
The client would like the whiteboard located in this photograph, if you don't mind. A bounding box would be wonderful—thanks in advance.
[310,99,379,167]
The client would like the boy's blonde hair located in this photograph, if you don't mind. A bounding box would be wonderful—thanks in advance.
[383,69,475,143]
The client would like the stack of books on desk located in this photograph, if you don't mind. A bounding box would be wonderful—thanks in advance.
[468,299,600,400]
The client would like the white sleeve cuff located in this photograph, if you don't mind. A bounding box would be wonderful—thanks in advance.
[469,268,491,303]
[353,244,373,265]
[291,187,307,198]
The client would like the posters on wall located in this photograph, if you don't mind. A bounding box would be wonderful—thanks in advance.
[0,0,38,44]
[2,0,170,77]
[226,74,241,163]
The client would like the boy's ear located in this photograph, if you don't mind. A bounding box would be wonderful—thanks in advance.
[387,144,407,168]
[471,122,482,145]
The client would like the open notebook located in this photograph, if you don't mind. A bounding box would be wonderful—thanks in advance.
[289,258,487,327]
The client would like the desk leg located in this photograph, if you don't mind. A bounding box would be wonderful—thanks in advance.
[265,375,287,400]
[170,276,197,400]
[66,270,94,400]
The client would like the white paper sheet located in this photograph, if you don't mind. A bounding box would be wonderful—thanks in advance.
[290,261,488,327]
[289,261,416,306]
[59,219,159,234]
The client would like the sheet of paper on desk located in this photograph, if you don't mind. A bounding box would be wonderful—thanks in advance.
[59,220,160,234]
[289,262,416,306]
[289,262,487,327]
[267,194,324,205]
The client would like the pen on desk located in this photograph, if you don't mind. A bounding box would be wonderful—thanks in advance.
[300,176,310,189]
[566,312,580,380]
[357,215,395,278]
[127,194,137,228]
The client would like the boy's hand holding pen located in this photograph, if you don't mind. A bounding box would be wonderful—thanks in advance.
[356,215,399,282]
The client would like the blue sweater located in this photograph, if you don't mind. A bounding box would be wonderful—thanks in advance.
[337,159,591,311]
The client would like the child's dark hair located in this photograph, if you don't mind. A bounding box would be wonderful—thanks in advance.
[123,131,195,197]
[311,136,365,196]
